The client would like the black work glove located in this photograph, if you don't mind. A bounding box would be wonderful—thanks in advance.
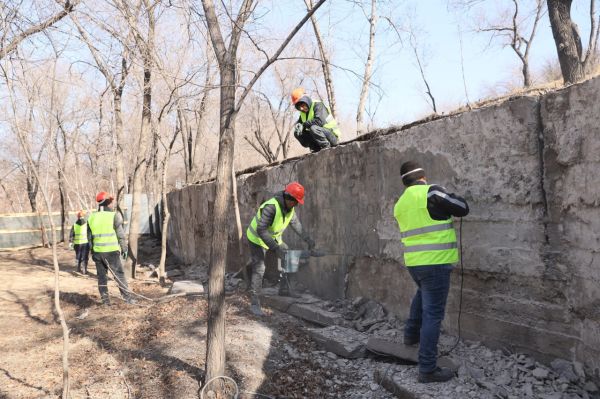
[303,120,316,129]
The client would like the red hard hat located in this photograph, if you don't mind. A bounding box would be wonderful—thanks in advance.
[76,209,86,218]
[291,87,305,105]
[284,182,305,204]
[96,191,114,203]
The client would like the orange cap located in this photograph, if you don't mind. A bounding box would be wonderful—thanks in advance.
[76,210,86,218]
[291,87,305,105]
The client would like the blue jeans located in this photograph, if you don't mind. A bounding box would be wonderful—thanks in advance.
[404,264,453,373]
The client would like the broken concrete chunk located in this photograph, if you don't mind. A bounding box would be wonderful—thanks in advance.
[287,303,345,326]
[373,369,419,399]
[165,269,183,278]
[532,367,550,379]
[168,280,204,295]
[366,336,458,371]
[307,325,368,359]
[550,359,578,383]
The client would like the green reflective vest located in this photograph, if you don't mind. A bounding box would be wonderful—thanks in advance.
[87,211,120,253]
[73,222,88,245]
[246,198,295,249]
[299,101,341,138]
[393,184,458,267]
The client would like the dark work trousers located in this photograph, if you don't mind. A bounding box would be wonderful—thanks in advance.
[248,239,285,303]
[74,243,90,273]
[404,264,453,374]
[91,251,130,301]
[296,125,339,152]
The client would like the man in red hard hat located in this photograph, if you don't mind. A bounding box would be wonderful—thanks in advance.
[291,88,341,153]
[246,182,315,316]
[68,210,90,274]
[87,191,135,305]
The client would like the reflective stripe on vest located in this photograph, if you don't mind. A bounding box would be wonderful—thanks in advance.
[246,198,294,249]
[299,101,341,138]
[73,222,88,245]
[393,184,458,266]
[87,211,120,253]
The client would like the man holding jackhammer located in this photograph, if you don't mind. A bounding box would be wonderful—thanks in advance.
[87,191,136,305]
[68,210,90,275]
[393,161,469,383]
[246,182,316,316]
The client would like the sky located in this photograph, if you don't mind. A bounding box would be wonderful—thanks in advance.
[260,0,594,128]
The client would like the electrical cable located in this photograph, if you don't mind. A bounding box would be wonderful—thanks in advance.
[440,217,464,357]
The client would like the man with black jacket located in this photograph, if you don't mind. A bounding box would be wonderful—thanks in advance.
[291,88,341,152]
[393,161,469,383]
[246,182,315,316]
[87,191,135,305]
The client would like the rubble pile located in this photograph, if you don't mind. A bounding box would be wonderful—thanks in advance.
[264,290,600,398]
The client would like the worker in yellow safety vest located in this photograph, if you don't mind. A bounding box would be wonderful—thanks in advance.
[246,182,315,316]
[68,210,90,274]
[87,191,135,305]
[393,161,469,384]
[291,87,341,153]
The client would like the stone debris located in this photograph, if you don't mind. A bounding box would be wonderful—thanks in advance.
[167,280,204,295]
[287,303,347,327]
[259,290,600,399]
[307,325,368,358]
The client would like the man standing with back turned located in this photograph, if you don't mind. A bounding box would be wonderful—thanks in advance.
[393,161,469,383]
[87,191,136,305]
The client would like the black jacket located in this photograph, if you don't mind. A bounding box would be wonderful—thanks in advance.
[409,181,469,220]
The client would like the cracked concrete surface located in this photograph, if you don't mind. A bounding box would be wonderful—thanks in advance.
[167,76,600,378]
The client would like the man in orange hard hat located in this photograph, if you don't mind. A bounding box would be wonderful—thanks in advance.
[246,182,316,316]
[87,191,135,305]
[291,87,341,153]
[68,210,90,274]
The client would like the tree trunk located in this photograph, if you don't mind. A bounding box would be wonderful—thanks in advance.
[114,85,126,213]
[547,0,585,83]
[127,6,155,278]
[58,170,66,242]
[305,0,337,118]
[205,62,235,383]
[158,159,170,286]
[356,0,377,135]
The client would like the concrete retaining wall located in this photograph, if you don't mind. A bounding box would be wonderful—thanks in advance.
[167,77,600,374]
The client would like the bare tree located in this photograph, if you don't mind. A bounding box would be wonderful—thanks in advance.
[114,0,158,278]
[356,0,378,134]
[385,17,438,114]
[547,0,600,83]
[304,0,337,117]
[0,0,79,60]
[200,0,327,387]
[71,14,131,211]
[2,61,71,399]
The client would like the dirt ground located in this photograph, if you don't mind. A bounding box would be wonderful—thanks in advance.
[0,238,384,399]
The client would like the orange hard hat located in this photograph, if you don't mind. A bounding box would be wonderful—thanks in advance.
[291,87,305,105]
[284,182,305,204]
[76,209,86,218]
[96,191,114,203]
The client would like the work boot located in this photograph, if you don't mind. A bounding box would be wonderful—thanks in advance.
[250,296,264,317]
[418,367,454,383]
[124,297,137,305]
[82,263,88,275]
[403,335,419,346]
[101,295,111,306]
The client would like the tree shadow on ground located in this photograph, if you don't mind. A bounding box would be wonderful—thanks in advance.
[0,367,50,396]
[3,291,51,325]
